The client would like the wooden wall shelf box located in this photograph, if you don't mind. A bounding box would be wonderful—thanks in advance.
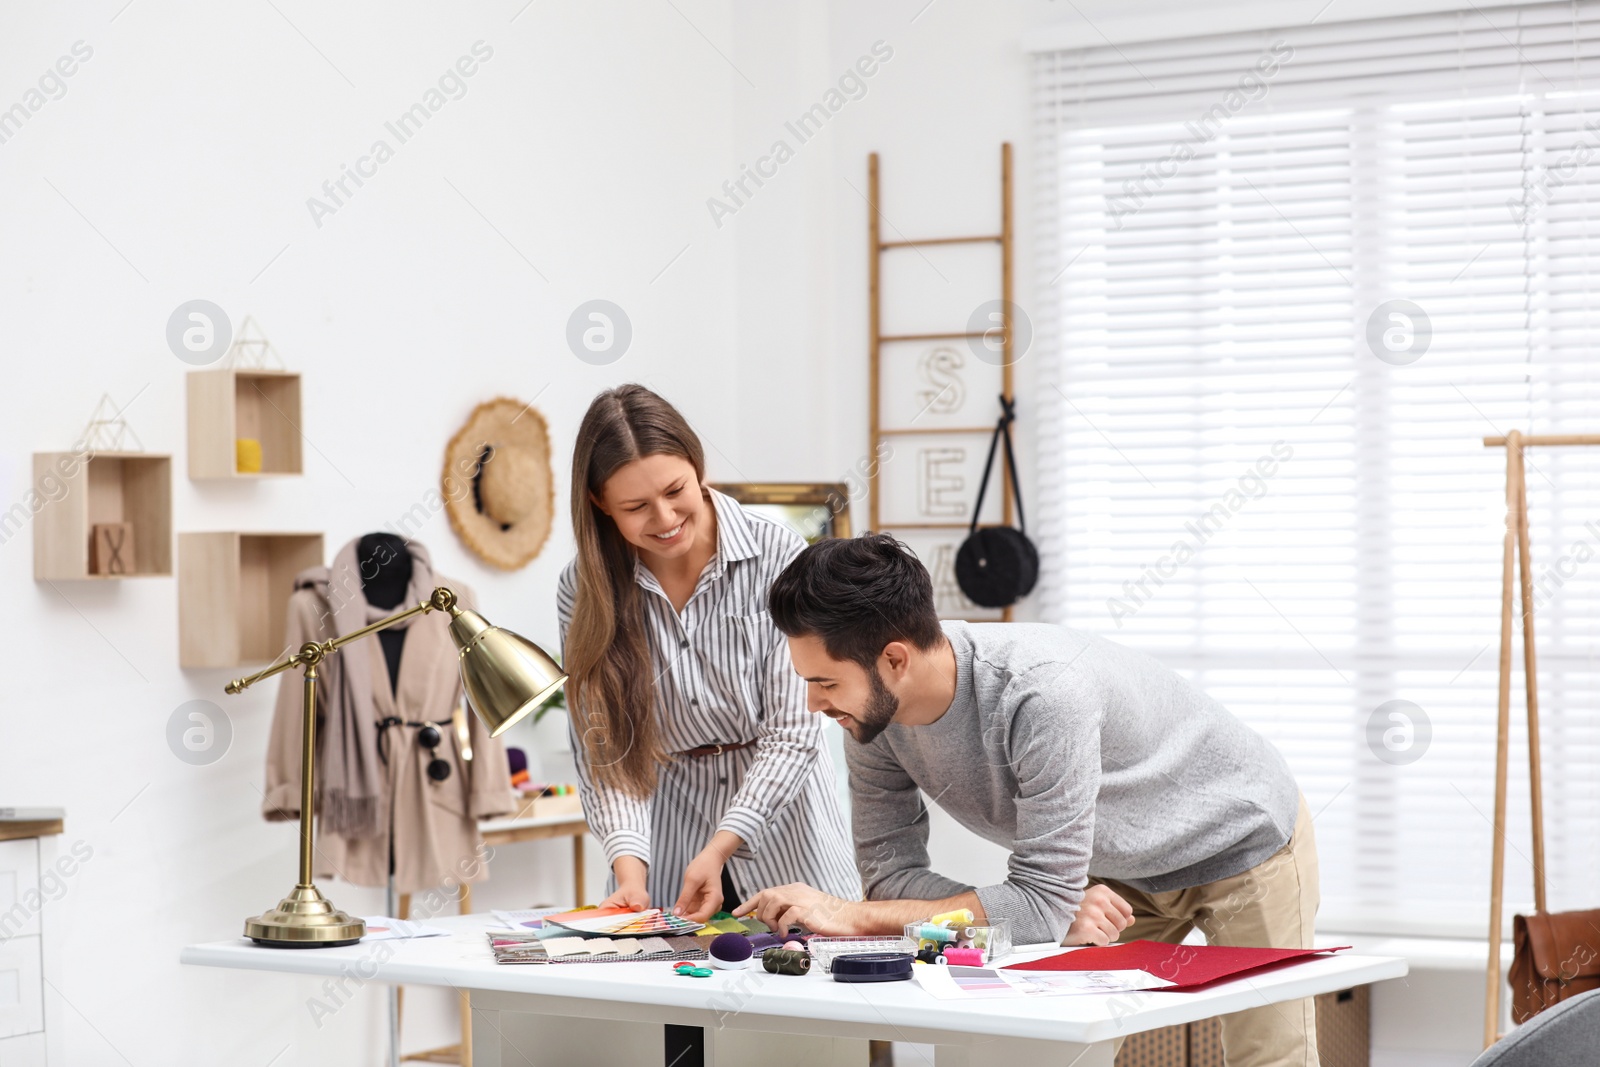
[187,369,304,478]
[32,451,172,580]
[178,532,324,668]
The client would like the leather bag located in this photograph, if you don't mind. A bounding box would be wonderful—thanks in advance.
[955,396,1038,609]
[1510,908,1600,1024]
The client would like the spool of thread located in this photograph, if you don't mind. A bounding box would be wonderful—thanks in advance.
[929,908,975,927]
[915,945,940,964]
[918,925,957,942]
[783,940,804,951]
[708,932,753,970]
[942,947,984,967]
[762,948,811,976]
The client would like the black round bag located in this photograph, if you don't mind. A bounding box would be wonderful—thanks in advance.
[955,397,1038,609]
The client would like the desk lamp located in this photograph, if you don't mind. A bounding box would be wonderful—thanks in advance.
[225,586,566,947]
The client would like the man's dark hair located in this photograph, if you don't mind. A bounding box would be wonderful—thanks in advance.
[767,533,944,668]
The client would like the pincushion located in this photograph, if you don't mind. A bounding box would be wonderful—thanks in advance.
[708,932,754,969]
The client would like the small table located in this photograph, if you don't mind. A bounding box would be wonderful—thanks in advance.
[182,915,1408,1067]
[471,806,589,910]
[0,811,64,843]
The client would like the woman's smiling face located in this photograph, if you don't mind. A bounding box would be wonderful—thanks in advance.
[594,453,708,561]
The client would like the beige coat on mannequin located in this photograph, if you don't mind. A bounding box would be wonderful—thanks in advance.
[261,575,517,893]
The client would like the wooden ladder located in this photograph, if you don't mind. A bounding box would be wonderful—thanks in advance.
[866,143,1017,622]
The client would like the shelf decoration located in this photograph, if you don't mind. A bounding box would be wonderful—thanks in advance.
[33,395,172,581]
[187,317,303,479]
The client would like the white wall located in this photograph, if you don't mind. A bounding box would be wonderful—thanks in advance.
[1,0,1516,1063]
[2,1,747,1062]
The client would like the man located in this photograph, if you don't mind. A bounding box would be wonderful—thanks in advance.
[735,534,1321,1067]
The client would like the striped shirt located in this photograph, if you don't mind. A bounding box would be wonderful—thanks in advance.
[557,488,860,907]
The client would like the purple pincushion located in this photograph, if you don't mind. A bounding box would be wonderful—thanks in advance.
[708,932,754,969]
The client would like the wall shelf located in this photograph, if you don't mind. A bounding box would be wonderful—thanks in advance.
[187,369,304,479]
[32,452,172,580]
[178,532,324,668]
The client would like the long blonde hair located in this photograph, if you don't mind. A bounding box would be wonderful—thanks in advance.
[567,384,706,797]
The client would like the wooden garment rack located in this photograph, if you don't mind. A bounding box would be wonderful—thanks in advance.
[867,143,1016,621]
[1479,430,1600,1047]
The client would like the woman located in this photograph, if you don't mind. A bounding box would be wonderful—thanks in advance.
[557,384,859,923]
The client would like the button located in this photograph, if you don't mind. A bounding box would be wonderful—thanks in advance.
[679,640,690,651]
[690,698,700,707]
[718,777,727,785]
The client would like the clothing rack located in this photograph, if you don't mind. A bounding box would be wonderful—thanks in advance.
[1479,430,1600,1047]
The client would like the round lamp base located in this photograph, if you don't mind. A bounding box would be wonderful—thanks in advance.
[245,883,366,948]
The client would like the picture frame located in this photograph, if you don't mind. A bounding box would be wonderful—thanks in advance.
[709,482,853,543]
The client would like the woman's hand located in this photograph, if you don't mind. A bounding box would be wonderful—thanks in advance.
[673,830,743,922]
[1062,883,1135,946]
[600,856,651,911]
[673,849,725,921]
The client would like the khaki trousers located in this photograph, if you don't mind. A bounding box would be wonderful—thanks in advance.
[1092,793,1321,1067]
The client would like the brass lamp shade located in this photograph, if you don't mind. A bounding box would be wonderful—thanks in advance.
[448,605,567,737]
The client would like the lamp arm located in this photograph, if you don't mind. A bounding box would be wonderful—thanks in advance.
[224,587,461,694]
[321,586,456,654]
[224,649,312,694]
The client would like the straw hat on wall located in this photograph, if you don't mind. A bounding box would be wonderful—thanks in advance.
[442,397,554,570]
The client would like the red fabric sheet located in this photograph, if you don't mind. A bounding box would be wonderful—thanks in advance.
[1002,940,1350,990]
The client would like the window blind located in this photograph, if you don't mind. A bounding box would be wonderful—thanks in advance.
[1033,0,1600,935]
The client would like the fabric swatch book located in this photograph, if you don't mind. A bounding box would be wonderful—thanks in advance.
[1003,940,1350,990]
[540,907,705,937]
[487,930,708,965]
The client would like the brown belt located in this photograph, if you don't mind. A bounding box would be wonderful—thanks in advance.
[676,739,757,759]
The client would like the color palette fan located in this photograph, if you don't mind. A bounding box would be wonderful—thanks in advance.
[541,907,705,937]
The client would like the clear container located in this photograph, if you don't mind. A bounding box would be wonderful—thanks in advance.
[806,935,917,973]
[903,917,1012,964]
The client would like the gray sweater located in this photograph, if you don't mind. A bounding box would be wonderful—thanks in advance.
[846,621,1300,944]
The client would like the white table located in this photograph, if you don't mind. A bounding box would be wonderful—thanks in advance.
[180,914,1407,1066]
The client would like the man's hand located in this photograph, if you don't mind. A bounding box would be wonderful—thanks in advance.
[733,882,863,935]
[1063,883,1135,946]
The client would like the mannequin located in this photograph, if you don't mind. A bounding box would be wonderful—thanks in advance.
[261,535,516,892]
[358,532,411,695]
[355,531,429,1067]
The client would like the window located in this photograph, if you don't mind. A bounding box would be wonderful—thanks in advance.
[1032,1,1600,934]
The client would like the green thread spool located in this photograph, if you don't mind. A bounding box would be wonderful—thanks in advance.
[762,948,811,976]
